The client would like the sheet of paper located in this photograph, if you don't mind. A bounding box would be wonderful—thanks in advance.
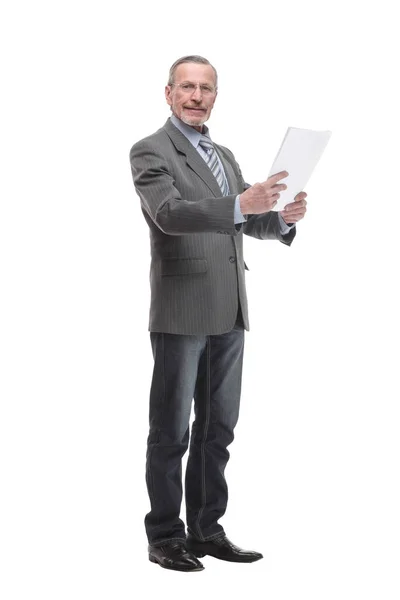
[267,127,332,212]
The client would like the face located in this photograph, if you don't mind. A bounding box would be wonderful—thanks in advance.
[165,63,218,131]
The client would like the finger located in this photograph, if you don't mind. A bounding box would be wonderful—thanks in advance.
[269,183,287,195]
[294,192,307,201]
[266,170,289,185]
[281,212,305,223]
[282,205,306,217]
[272,192,280,198]
[283,207,306,217]
[283,200,306,211]
[282,211,305,222]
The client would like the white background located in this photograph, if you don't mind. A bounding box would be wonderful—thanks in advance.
[1,0,399,598]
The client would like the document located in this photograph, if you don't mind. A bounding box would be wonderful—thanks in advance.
[268,127,332,212]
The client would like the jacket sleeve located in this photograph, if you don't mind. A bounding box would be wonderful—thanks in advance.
[129,140,240,236]
[243,211,296,245]
[220,145,296,246]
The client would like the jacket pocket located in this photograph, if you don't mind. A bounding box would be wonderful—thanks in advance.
[161,258,208,277]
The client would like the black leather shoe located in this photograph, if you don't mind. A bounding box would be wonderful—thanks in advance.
[186,534,263,563]
[148,541,204,572]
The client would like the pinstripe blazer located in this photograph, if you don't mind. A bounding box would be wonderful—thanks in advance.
[129,117,296,335]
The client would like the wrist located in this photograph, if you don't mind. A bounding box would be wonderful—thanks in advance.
[239,194,248,215]
[280,212,293,226]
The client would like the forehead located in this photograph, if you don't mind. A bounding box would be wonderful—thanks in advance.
[173,62,216,84]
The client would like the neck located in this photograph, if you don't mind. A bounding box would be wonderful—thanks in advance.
[172,114,204,133]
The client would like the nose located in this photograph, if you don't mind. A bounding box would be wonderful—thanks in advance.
[191,84,203,101]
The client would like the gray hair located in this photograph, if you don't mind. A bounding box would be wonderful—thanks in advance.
[167,55,218,88]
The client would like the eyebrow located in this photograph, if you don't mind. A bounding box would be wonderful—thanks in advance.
[177,80,213,86]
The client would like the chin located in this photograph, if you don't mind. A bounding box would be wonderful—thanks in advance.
[180,114,207,127]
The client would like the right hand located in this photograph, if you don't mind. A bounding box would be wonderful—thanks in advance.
[239,171,289,215]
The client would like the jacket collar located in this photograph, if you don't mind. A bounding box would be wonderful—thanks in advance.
[162,118,238,197]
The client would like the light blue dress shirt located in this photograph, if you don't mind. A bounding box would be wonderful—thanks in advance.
[170,115,294,235]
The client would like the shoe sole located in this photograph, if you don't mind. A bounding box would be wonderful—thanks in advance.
[149,554,204,572]
[188,549,263,563]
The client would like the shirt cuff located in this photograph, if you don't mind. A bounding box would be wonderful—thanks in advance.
[278,211,295,235]
[234,194,247,224]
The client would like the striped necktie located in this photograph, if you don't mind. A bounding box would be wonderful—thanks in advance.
[198,136,230,196]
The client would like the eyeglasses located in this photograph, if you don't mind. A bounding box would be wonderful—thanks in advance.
[170,82,217,96]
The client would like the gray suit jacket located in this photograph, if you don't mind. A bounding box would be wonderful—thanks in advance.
[129,117,296,335]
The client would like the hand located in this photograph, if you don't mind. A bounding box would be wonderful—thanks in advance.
[280,191,307,224]
[239,171,289,215]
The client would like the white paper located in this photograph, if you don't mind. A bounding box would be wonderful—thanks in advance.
[268,127,332,212]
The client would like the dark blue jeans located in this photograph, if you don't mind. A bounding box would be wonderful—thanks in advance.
[145,307,245,546]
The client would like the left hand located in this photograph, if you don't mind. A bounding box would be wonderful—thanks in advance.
[280,191,307,224]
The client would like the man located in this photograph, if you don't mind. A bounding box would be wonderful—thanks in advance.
[129,55,307,572]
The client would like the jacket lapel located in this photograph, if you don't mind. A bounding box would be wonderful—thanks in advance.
[163,119,222,197]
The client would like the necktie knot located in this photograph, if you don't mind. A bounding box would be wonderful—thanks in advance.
[198,136,214,152]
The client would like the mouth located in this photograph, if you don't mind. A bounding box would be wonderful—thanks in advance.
[184,107,206,112]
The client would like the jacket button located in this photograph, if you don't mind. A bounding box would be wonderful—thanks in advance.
[229,256,236,263]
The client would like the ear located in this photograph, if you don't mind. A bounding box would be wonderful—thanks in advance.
[211,90,218,108]
[165,85,173,107]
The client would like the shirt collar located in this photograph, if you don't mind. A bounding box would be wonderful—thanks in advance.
[170,114,211,149]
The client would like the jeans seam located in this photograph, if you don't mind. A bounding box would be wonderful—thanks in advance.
[194,336,211,541]
[147,333,166,508]
[159,333,166,435]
